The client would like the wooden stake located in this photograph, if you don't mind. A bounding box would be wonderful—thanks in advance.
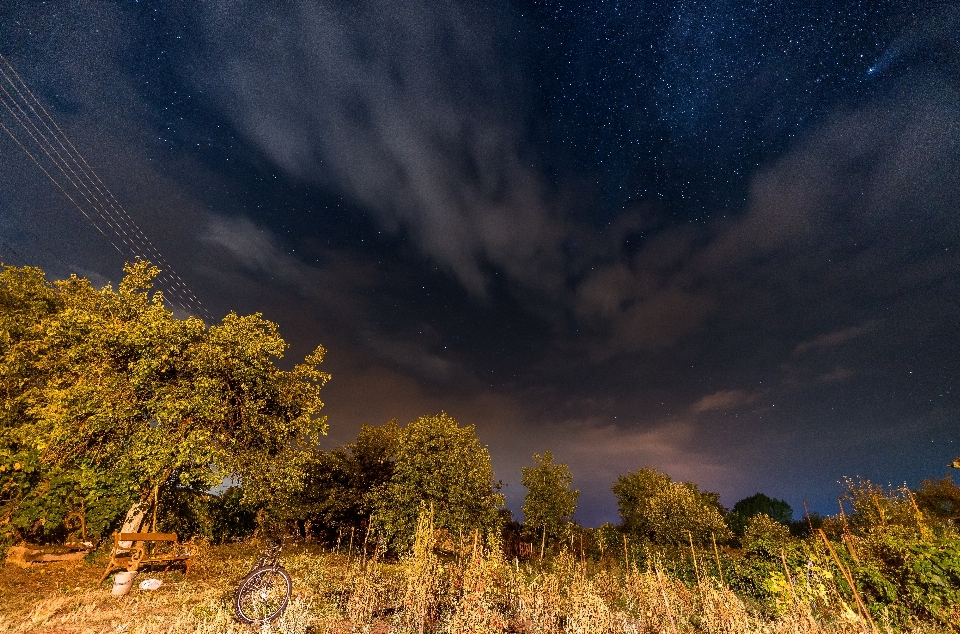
[622,533,630,571]
[361,522,371,569]
[711,533,725,586]
[803,501,814,534]
[655,567,679,634]
[871,492,886,526]
[151,483,160,533]
[347,526,355,566]
[79,498,88,542]
[904,487,928,536]
[818,529,878,634]
[780,550,797,604]
[686,531,701,586]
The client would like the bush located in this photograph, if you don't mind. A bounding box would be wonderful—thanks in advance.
[742,513,792,557]
[370,413,504,551]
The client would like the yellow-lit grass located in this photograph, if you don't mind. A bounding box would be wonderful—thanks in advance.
[0,538,952,634]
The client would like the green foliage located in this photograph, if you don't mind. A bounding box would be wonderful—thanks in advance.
[0,449,135,543]
[728,492,793,536]
[741,513,792,557]
[0,262,329,543]
[841,476,920,533]
[371,413,504,551]
[851,529,960,626]
[914,476,960,524]
[612,467,731,546]
[520,450,579,545]
[153,476,216,540]
[208,486,258,543]
[295,420,399,540]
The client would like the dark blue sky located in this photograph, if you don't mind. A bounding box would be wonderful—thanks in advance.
[1,0,958,525]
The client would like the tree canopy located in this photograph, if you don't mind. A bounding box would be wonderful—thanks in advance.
[295,419,399,538]
[612,467,731,546]
[520,450,579,545]
[728,492,794,536]
[0,262,329,543]
[371,412,504,550]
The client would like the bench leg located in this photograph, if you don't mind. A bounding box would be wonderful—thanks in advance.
[99,561,116,583]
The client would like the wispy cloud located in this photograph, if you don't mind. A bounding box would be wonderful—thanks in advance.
[793,321,880,356]
[691,389,756,414]
[198,0,564,296]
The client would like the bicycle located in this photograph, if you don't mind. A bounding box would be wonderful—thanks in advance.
[233,538,292,624]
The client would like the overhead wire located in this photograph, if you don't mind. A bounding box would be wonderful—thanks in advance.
[0,118,125,256]
[1,58,208,313]
[0,58,203,311]
[3,205,75,272]
[0,68,199,314]
[0,73,155,281]
[0,82,145,280]
[0,53,212,320]
[0,235,29,266]
[0,65,186,306]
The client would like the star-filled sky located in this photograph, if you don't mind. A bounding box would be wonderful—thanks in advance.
[1,0,958,525]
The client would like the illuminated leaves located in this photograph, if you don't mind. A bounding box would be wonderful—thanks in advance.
[613,467,731,546]
[371,413,504,550]
[520,450,579,545]
[0,261,329,540]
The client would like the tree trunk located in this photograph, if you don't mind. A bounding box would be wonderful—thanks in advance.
[118,497,151,549]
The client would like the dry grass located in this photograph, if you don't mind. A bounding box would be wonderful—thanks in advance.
[0,532,951,634]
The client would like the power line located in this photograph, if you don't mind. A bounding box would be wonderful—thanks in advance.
[0,235,29,266]
[2,59,208,310]
[0,69,200,314]
[0,53,213,321]
[2,208,74,272]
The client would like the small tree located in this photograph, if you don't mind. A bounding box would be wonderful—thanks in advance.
[842,477,918,534]
[728,492,794,536]
[371,413,504,550]
[520,451,579,549]
[295,419,399,540]
[741,513,792,557]
[613,467,731,546]
[914,476,960,523]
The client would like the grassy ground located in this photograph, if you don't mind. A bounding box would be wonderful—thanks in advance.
[0,535,952,634]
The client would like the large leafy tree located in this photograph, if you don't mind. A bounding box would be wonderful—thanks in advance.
[0,262,329,542]
[371,413,504,550]
[520,451,579,546]
[612,467,731,546]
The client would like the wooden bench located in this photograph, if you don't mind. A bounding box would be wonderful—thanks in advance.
[99,532,196,582]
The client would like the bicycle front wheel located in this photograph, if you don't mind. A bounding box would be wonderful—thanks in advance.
[233,565,292,624]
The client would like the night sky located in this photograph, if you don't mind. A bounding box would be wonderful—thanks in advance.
[1,0,958,526]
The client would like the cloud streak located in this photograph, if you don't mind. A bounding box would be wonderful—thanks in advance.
[199,0,565,297]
